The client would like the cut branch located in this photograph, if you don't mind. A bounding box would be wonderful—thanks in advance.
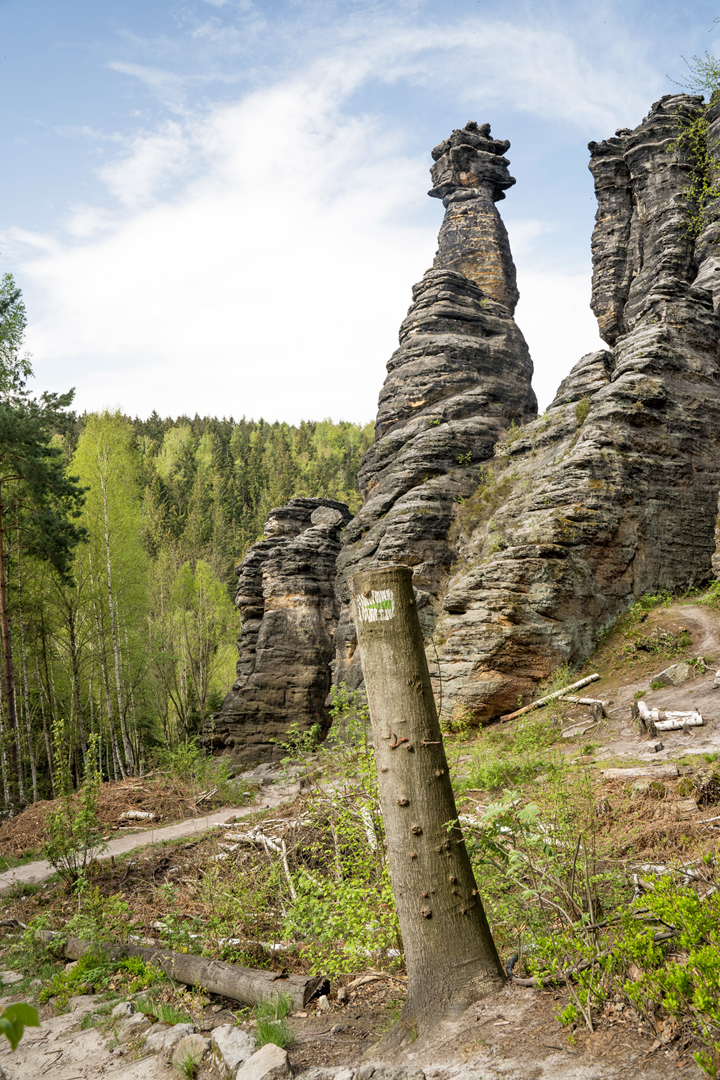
[500,674,600,722]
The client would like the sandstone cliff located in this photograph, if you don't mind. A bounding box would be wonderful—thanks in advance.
[334,123,537,690]
[211,497,351,764]
[431,94,720,719]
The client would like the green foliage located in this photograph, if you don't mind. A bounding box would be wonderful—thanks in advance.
[175,1046,202,1079]
[43,724,106,885]
[0,1002,40,1051]
[277,721,322,761]
[461,715,559,792]
[574,397,590,426]
[461,765,616,957]
[39,951,163,1008]
[457,451,472,466]
[678,49,720,101]
[448,465,517,545]
[523,870,720,1075]
[326,683,372,760]
[283,868,400,974]
[64,882,132,942]
[0,274,33,393]
[667,111,720,239]
[255,1016,294,1049]
[154,738,234,804]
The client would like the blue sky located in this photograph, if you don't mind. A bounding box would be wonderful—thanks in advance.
[1,0,718,422]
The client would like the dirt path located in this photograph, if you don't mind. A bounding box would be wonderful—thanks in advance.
[0,787,294,896]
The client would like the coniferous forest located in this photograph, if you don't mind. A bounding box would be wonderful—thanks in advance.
[0,275,372,809]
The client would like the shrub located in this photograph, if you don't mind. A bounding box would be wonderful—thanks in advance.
[43,723,106,886]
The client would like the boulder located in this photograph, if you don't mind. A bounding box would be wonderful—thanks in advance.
[171,1033,211,1069]
[210,1023,256,1078]
[653,662,692,688]
[235,1043,292,1080]
[117,1011,153,1042]
[145,1021,196,1060]
[111,1001,136,1019]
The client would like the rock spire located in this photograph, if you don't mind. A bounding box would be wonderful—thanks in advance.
[210,497,351,764]
[334,123,537,690]
[429,121,520,313]
[430,94,720,719]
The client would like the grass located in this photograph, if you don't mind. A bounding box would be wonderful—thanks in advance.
[457,715,560,793]
[0,850,41,873]
[254,993,294,1049]
[175,1046,202,1079]
[136,997,192,1025]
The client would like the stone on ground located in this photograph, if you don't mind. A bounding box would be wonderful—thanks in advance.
[145,1020,196,1059]
[210,1023,256,1078]
[171,1032,211,1069]
[235,1042,292,1080]
[653,662,692,688]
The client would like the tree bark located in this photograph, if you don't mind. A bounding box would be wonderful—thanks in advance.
[16,524,37,801]
[350,565,504,1040]
[98,471,135,774]
[0,487,20,808]
[36,932,327,1009]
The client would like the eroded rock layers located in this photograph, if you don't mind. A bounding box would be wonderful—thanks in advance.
[432,94,720,720]
[212,497,351,764]
[334,123,537,689]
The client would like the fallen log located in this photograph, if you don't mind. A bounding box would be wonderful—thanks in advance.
[500,674,600,722]
[560,696,608,707]
[36,932,327,1010]
[634,699,703,734]
[601,765,679,780]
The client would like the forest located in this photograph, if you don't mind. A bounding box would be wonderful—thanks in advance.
[0,274,373,810]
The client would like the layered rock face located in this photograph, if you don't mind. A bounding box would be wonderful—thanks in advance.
[432,94,720,720]
[334,123,537,689]
[212,497,351,764]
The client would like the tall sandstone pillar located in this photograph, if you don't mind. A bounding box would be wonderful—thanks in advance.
[430,94,720,720]
[334,123,537,690]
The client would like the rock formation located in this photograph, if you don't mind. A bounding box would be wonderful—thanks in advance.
[334,123,537,689]
[431,94,720,719]
[211,497,351,764]
[219,96,720,748]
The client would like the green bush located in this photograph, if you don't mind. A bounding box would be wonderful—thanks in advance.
[154,739,233,803]
[283,868,400,974]
[43,723,106,887]
[39,952,163,1008]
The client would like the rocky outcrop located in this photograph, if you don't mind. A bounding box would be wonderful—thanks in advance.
[431,94,720,720]
[211,497,351,764]
[334,124,537,690]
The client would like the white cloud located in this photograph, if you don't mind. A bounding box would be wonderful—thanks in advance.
[98,121,191,207]
[514,267,605,412]
[10,9,655,420]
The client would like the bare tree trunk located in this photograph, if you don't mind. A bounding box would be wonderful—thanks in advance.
[38,933,327,1009]
[15,525,37,801]
[33,644,55,798]
[0,696,9,806]
[67,608,88,761]
[90,591,124,781]
[0,489,21,808]
[98,473,134,774]
[350,565,504,1042]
